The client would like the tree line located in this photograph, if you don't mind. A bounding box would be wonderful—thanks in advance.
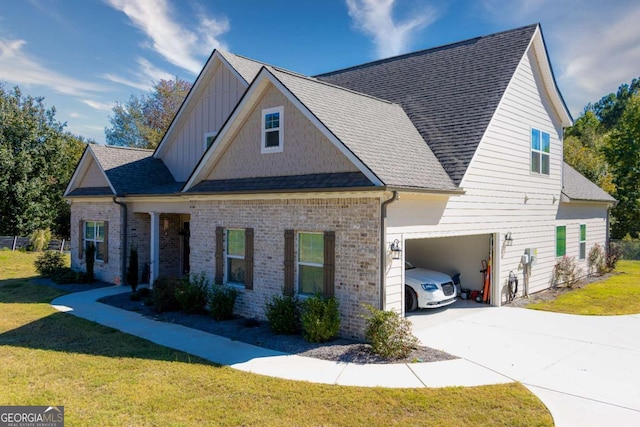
[1,76,638,240]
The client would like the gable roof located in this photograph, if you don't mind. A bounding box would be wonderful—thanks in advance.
[184,66,459,193]
[73,145,179,196]
[316,24,544,185]
[562,163,616,204]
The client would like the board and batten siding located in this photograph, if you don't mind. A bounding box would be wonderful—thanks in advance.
[161,60,247,181]
[385,45,610,313]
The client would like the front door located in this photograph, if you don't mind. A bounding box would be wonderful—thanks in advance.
[182,221,190,276]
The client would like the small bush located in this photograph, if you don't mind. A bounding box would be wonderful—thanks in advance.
[30,228,52,252]
[552,256,583,288]
[607,242,622,270]
[175,272,210,314]
[209,285,239,320]
[264,293,300,335]
[51,268,83,284]
[130,287,151,302]
[588,243,606,276]
[363,304,418,360]
[127,246,139,292]
[34,251,66,277]
[301,294,340,343]
[151,276,181,313]
[85,243,95,283]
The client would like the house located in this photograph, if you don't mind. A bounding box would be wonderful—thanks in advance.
[64,24,615,338]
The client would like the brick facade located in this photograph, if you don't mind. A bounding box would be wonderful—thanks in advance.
[190,196,381,339]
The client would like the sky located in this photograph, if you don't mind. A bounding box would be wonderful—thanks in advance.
[1,0,638,144]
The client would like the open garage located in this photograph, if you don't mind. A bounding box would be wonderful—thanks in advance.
[403,233,498,314]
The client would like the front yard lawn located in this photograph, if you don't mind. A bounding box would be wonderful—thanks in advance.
[0,250,553,426]
[527,260,640,315]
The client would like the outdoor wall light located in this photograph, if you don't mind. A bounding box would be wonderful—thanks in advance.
[163,218,170,232]
[505,232,514,246]
[390,239,402,260]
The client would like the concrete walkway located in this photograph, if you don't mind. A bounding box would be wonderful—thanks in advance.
[410,306,640,427]
[50,286,510,389]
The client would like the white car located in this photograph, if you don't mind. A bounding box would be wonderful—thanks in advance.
[405,263,457,312]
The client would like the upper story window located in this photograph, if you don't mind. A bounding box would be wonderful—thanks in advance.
[531,129,550,175]
[204,131,218,150]
[261,106,284,154]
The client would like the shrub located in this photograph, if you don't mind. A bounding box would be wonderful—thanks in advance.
[85,243,95,283]
[51,268,83,284]
[34,251,66,277]
[264,293,300,335]
[151,276,181,313]
[606,242,622,270]
[175,272,210,314]
[209,285,239,320]
[552,256,583,288]
[300,294,340,343]
[30,228,51,251]
[127,246,139,292]
[587,243,606,276]
[363,304,418,360]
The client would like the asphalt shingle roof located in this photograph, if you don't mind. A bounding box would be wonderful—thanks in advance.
[188,172,373,193]
[316,24,539,186]
[270,68,458,191]
[66,187,113,197]
[562,163,616,203]
[89,145,178,196]
[221,51,265,84]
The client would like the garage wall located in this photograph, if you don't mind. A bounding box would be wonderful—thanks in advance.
[406,235,490,291]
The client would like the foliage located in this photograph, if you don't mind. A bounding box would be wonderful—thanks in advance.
[300,294,340,343]
[85,243,95,283]
[175,272,210,314]
[552,256,583,288]
[105,78,191,149]
[151,276,181,313]
[606,241,622,270]
[0,84,87,237]
[363,304,418,360]
[589,78,640,130]
[34,251,66,277]
[127,246,139,292]
[587,244,606,276]
[264,293,300,335]
[29,228,52,252]
[209,285,239,320]
[50,268,84,284]
[613,236,640,260]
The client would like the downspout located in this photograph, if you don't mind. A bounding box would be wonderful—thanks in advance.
[380,191,399,310]
[113,197,127,286]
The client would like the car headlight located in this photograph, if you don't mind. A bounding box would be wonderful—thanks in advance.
[421,283,438,292]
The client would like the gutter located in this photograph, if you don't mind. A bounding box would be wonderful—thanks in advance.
[379,191,399,310]
[112,196,127,286]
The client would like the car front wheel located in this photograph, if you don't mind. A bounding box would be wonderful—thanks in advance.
[405,285,418,312]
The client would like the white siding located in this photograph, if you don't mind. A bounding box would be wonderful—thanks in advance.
[75,158,109,189]
[160,61,247,181]
[385,45,609,312]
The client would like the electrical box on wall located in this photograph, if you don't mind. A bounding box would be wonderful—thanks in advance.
[524,248,537,265]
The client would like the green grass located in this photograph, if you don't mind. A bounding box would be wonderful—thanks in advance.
[528,260,640,315]
[0,250,553,426]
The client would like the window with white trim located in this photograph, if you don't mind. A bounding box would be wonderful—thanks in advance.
[226,229,246,284]
[261,106,283,153]
[531,128,550,175]
[85,221,105,262]
[579,224,587,260]
[298,232,323,294]
[204,131,218,150]
[556,225,566,257]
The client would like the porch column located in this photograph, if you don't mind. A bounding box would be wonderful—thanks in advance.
[149,212,160,288]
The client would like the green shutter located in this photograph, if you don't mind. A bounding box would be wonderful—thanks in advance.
[556,226,566,257]
[580,224,587,241]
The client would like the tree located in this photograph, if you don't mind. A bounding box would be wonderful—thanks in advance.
[105,78,191,149]
[588,78,640,130]
[0,84,86,237]
[604,93,640,239]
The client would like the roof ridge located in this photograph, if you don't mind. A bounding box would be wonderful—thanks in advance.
[315,23,539,77]
[92,144,154,153]
[270,67,396,106]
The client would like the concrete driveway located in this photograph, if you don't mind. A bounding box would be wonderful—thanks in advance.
[410,306,640,427]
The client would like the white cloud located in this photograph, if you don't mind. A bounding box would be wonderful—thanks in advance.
[82,99,115,112]
[346,0,438,58]
[478,0,640,116]
[69,112,82,118]
[106,0,229,74]
[0,38,105,96]
[103,57,174,91]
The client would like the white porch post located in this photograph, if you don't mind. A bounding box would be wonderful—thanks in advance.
[149,212,160,288]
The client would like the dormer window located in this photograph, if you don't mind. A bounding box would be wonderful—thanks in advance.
[261,106,283,153]
[531,128,550,175]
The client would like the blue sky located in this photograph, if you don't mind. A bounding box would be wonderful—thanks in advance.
[1,0,638,143]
